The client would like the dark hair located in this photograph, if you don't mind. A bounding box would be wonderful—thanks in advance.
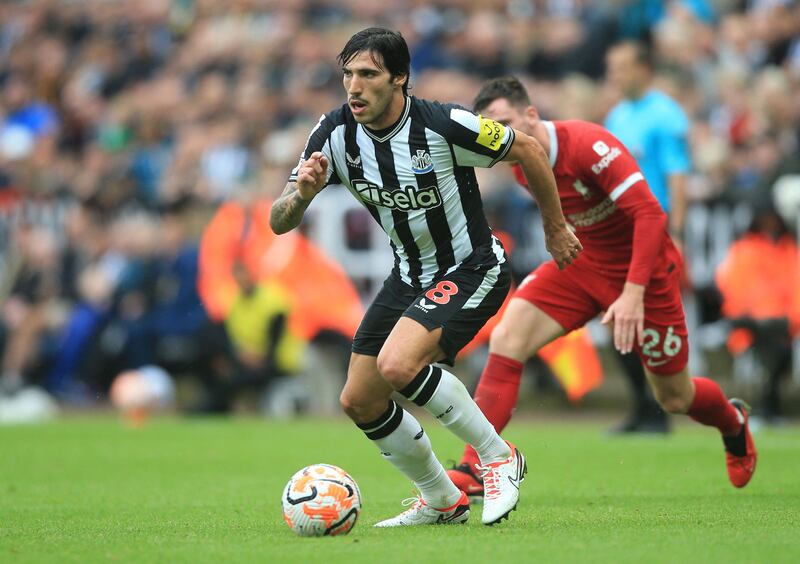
[337,27,411,94]
[611,40,655,71]
[473,76,531,113]
[748,203,790,239]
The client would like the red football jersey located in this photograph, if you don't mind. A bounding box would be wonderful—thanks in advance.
[513,120,679,286]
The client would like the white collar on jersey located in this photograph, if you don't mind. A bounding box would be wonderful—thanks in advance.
[542,120,558,168]
[361,96,412,143]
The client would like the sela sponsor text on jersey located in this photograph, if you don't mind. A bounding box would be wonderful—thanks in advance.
[353,179,442,210]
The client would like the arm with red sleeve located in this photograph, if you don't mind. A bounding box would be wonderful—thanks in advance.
[512,139,666,284]
[577,125,668,352]
[579,126,667,285]
[620,188,668,286]
[511,128,666,284]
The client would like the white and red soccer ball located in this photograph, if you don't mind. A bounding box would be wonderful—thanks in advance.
[282,464,361,537]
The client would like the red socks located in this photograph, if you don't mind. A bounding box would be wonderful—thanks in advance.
[688,377,742,437]
[461,353,524,468]
[462,367,741,471]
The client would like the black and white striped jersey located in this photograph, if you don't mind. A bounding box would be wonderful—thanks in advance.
[289,96,514,290]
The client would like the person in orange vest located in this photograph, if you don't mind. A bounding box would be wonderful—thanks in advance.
[716,206,799,425]
[198,196,364,342]
[196,195,364,412]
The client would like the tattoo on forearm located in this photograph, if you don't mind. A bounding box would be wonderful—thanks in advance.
[270,184,311,234]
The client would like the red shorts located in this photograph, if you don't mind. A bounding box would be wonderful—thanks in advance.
[514,255,688,375]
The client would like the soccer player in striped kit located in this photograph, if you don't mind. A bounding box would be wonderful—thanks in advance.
[270,28,581,526]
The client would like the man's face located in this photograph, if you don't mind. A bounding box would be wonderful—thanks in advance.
[342,50,405,129]
[232,261,254,294]
[3,77,30,110]
[606,46,646,99]
[480,98,536,135]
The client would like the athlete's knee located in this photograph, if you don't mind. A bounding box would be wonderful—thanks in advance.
[338,388,360,419]
[653,387,693,414]
[489,321,530,358]
[339,388,387,424]
[648,367,694,414]
[376,348,423,389]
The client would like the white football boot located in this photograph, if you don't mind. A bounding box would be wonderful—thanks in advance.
[478,442,527,525]
[374,491,470,527]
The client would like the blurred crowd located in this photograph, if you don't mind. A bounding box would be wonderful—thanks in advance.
[0,0,798,419]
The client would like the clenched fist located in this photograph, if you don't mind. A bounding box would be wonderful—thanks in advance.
[296,151,329,201]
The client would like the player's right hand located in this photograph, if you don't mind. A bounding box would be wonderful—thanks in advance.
[545,226,583,270]
[296,151,329,201]
[601,282,646,354]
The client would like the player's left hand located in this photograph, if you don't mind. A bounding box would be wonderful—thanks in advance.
[545,225,583,270]
[601,282,645,354]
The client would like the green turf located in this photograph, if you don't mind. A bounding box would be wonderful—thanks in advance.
[1,415,798,563]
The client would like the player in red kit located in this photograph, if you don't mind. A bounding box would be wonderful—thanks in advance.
[448,77,757,496]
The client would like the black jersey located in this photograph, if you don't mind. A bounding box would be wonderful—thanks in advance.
[289,96,513,290]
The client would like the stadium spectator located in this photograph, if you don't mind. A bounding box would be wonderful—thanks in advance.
[201,262,306,413]
[197,192,363,411]
[0,211,106,400]
[198,194,364,342]
[77,200,211,397]
[1,72,59,153]
[0,225,60,393]
[716,206,800,425]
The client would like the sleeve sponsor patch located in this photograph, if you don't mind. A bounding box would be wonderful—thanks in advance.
[592,140,610,156]
[476,116,506,152]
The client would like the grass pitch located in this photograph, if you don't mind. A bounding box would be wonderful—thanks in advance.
[1,415,798,563]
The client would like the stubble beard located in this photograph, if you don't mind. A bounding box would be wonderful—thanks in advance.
[361,97,392,129]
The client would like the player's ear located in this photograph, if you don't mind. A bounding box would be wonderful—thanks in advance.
[525,106,540,122]
[393,73,408,89]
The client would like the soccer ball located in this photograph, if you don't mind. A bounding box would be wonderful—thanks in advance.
[109,365,175,426]
[281,464,361,537]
